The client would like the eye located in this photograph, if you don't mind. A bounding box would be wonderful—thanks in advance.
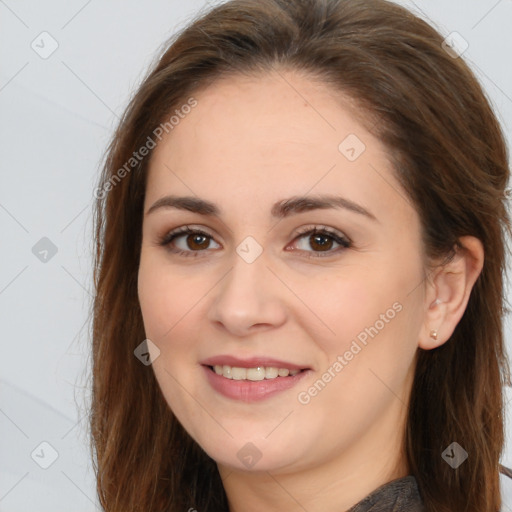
[289,226,351,258]
[158,225,220,258]
[158,225,351,258]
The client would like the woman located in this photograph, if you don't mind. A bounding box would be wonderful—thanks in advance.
[90,0,512,510]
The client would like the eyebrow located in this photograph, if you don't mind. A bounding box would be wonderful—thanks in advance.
[146,194,378,222]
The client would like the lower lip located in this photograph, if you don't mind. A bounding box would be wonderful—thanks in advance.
[202,365,310,402]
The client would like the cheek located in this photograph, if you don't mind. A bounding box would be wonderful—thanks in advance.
[137,252,206,342]
[137,254,206,429]
[290,256,424,398]
[288,264,408,351]
[293,273,420,425]
[138,259,172,342]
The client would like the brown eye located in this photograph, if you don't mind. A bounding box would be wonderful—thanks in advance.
[159,225,350,259]
[159,226,220,257]
[185,233,211,250]
[308,233,335,252]
[291,227,351,257]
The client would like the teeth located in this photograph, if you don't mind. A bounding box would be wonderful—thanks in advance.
[212,365,302,381]
[265,367,279,379]
[246,367,266,381]
[231,367,246,380]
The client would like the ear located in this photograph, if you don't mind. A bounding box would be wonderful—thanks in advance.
[419,236,484,350]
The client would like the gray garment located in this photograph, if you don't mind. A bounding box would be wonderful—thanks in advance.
[347,468,512,511]
[347,475,425,512]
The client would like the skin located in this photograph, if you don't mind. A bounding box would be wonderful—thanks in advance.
[137,70,484,512]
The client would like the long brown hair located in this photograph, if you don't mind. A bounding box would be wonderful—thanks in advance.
[90,0,512,510]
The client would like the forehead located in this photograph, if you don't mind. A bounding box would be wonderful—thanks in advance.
[155,71,369,163]
[145,70,406,221]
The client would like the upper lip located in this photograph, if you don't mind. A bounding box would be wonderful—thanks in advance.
[200,355,309,370]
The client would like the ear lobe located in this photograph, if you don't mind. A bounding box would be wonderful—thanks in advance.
[419,236,484,350]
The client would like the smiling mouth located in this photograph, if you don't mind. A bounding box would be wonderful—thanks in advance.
[207,364,307,381]
[202,363,311,402]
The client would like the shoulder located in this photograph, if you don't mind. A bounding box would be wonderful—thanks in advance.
[500,464,512,510]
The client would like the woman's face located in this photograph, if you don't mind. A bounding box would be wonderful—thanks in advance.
[138,71,428,476]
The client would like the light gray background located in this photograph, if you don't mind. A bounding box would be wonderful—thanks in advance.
[1,1,511,510]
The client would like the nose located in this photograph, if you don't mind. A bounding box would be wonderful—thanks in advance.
[207,251,288,337]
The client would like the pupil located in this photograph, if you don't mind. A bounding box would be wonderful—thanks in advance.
[312,234,332,251]
[189,234,208,250]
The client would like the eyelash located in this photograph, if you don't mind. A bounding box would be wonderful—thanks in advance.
[157,225,352,259]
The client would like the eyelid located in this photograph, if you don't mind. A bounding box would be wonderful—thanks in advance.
[292,224,350,242]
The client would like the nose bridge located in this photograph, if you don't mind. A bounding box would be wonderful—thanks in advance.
[208,241,287,334]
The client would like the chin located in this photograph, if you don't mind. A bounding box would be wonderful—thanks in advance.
[198,434,305,474]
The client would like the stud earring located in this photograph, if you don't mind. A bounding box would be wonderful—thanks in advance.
[432,298,442,306]
[430,329,438,340]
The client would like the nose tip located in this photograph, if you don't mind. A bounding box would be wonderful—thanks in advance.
[207,257,288,336]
